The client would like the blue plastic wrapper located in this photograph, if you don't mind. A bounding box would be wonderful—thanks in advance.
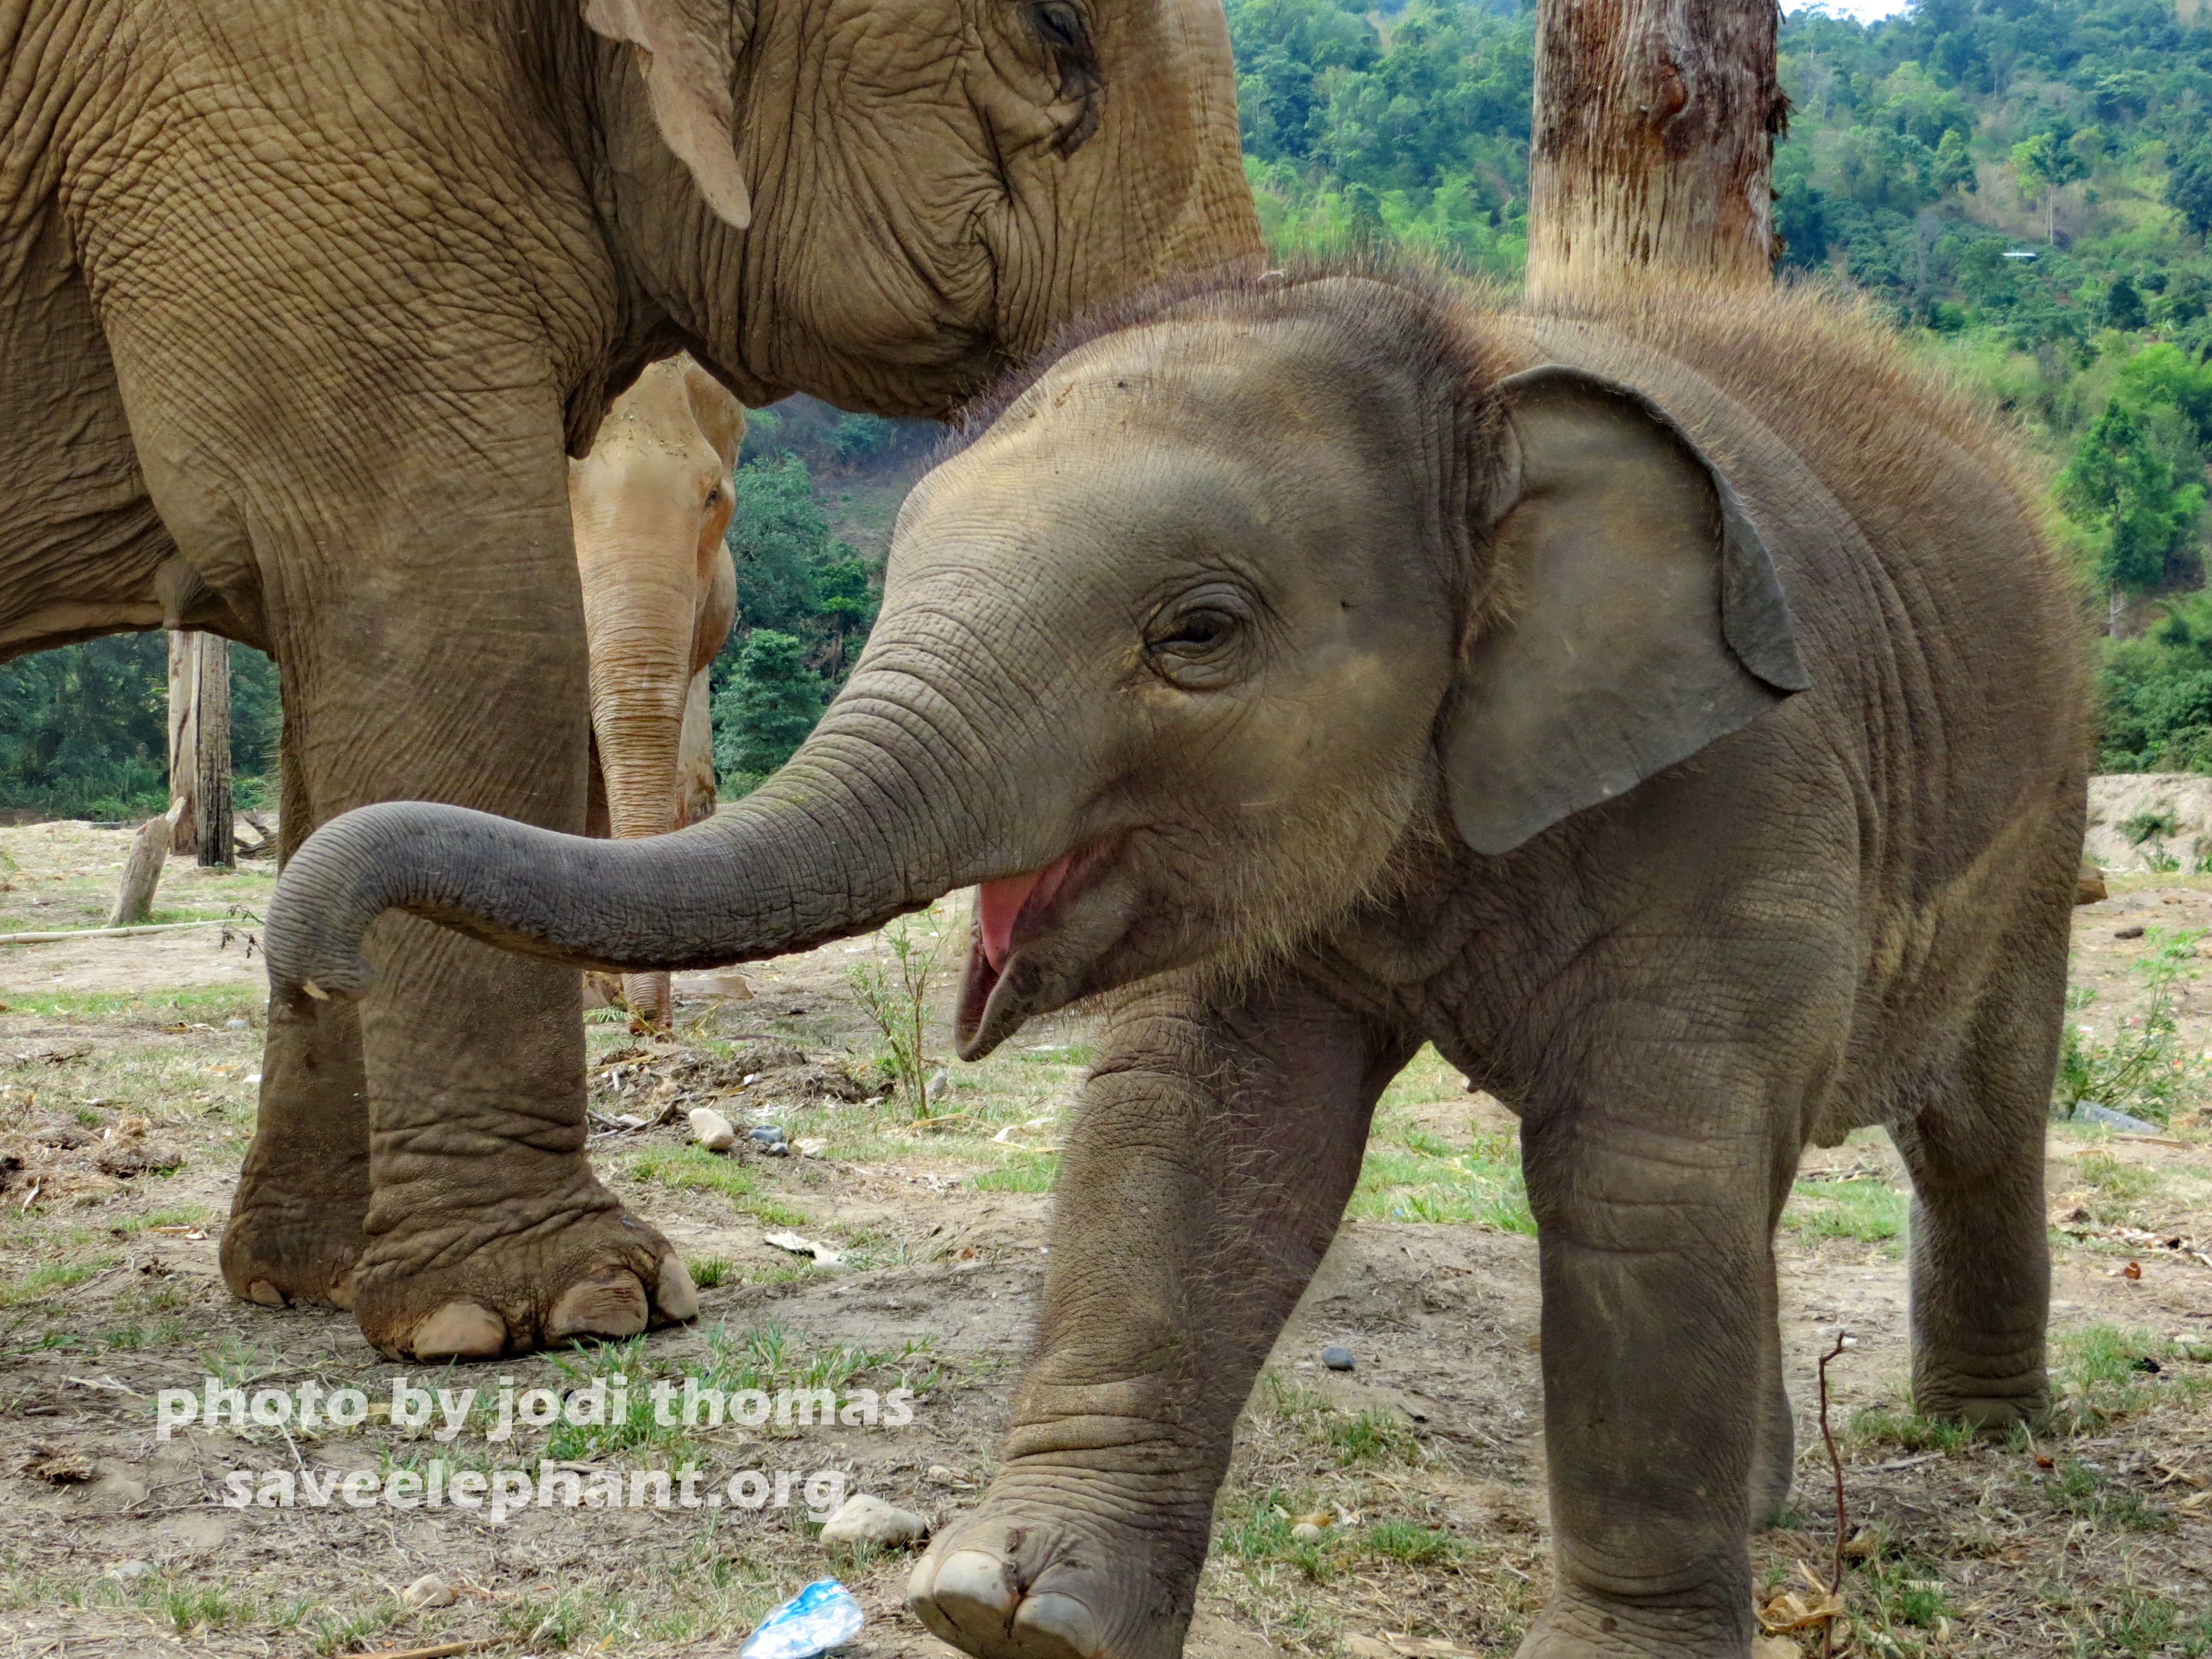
[737,1579,867,1659]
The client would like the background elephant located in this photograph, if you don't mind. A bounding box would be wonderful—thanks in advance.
[0,0,1259,1358]
[572,352,744,1025]
[269,269,2084,1659]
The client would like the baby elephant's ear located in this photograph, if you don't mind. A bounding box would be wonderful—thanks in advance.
[583,0,753,229]
[1443,366,1810,857]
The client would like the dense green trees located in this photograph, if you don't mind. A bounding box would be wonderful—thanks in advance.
[710,447,885,783]
[0,637,279,820]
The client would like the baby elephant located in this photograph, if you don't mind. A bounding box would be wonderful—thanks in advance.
[267,271,2083,1659]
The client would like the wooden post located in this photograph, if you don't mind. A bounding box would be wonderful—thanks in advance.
[107,799,188,927]
[1525,0,1787,303]
[166,631,234,869]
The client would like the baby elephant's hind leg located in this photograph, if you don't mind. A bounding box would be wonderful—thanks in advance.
[1893,930,2064,1429]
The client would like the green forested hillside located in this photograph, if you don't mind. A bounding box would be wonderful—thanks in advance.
[17,0,2212,813]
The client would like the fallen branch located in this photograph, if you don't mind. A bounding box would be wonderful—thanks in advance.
[353,1642,512,1659]
[0,919,229,946]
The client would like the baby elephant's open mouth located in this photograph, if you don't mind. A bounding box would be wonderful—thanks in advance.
[954,843,1121,1053]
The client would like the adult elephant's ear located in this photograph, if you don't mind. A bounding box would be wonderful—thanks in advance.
[583,0,752,229]
[1442,366,1811,856]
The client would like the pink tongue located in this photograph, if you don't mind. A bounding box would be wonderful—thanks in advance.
[977,856,1073,972]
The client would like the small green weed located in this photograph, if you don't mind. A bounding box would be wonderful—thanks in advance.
[687,1256,734,1288]
[2054,930,2206,1125]
[1846,1406,1976,1456]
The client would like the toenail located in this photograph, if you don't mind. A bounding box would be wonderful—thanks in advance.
[548,1269,649,1341]
[655,1256,700,1323]
[246,1279,285,1308]
[411,1301,506,1360]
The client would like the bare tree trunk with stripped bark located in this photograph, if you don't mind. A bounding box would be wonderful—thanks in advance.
[1526,0,1788,302]
[168,631,235,869]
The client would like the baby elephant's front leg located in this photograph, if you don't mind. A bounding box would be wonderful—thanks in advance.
[1517,1108,1782,1659]
[908,970,1412,1659]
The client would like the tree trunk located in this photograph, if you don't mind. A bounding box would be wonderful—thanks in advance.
[168,632,234,869]
[107,799,187,927]
[1525,0,1787,302]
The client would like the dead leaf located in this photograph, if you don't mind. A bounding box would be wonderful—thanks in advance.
[1754,1639,1802,1659]
[2122,1260,2143,1280]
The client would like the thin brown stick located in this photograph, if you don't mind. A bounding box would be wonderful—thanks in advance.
[353,1640,510,1659]
[1817,1331,1850,1659]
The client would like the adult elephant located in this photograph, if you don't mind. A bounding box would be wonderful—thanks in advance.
[267,270,2083,1658]
[0,0,1260,1359]
[572,353,744,1026]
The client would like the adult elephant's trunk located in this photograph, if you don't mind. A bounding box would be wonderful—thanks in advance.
[264,643,1044,1011]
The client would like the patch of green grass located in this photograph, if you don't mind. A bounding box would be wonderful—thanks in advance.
[972,1151,1058,1192]
[623,1145,809,1227]
[529,1322,943,1462]
[2063,1150,2166,1224]
[159,1582,253,1634]
[1261,1375,1423,1466]
[1783,1176,1907,1245]
[2049,1321,2209,1429]
[1348,1131,1535,1234]
[2067,1587,2212,1658]
[1846,1406,1978,1456]
[2037,1456,2175,1532]
[1360,1520,1463,1565]
[0,1256,114,1307]
[0,986,263,1021]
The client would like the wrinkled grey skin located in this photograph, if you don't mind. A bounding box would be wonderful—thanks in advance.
[0,0,1258,1360]
[265,273,2084,1659]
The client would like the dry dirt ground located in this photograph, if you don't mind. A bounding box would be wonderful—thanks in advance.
[1,820,2209,1658]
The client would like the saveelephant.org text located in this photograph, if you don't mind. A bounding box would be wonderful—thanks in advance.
[220,1462,848,1524]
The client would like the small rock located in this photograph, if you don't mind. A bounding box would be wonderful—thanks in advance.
[225,1017,249,1030]
[402,1574,457,1610]
[688,1108,736,1152]
[106,1559,155,1582]
[1290,1522,1325,1544]
[2115,925,2146,940]
[2077,863,2107,906]
[818,1493,930,1548]
[795,1138,828,1158]
[1321,1345,1356,1371]
[612,1113,646,1130]
[925,1464,972,1486]
[748,1124,789,1145]
[927,1068,951,1100]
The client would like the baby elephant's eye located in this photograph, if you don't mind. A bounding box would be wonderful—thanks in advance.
[1145,595,1251,690]
[1156,609,1237,651]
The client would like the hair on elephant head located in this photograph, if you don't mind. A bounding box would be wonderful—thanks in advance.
[264,269,1807,1054]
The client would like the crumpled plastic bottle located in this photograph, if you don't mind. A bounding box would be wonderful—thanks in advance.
[737,1579,867,1659]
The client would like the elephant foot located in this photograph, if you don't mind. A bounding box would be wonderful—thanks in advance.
[1511,1590,1749,1659]
[1913,1384,2050,1432]
[221,1182,367,1311]
[907,1477,1208,1659]
[351,1195,697,1361]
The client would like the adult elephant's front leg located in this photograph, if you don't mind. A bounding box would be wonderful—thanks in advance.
[910,969,1412,1659]
[200,382,695,1360]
